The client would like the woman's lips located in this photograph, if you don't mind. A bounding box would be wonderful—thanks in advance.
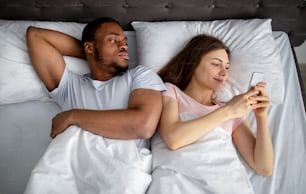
[214,78,225,84]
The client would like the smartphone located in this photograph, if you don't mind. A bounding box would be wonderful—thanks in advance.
[248,72,264,90]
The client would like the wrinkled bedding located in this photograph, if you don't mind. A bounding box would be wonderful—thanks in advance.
[24,126,152,194]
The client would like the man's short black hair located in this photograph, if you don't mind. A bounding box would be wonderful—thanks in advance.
[81,17,121,46]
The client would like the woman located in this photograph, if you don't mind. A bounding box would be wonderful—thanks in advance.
[147,34,274,194]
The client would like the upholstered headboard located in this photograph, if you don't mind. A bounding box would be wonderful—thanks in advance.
[0,0,306,46]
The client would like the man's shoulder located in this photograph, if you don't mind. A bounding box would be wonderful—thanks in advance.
[128,64,149,71]
[123,65,165,91]
[127,65,157,76]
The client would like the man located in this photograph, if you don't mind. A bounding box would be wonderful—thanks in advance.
[24,17,165,194]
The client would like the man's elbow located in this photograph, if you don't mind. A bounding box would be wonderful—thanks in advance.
[26,26,37,40]
[134,114,159,139]
[136,107,162,139]
[136,117,159,139]
[26,26,43,47]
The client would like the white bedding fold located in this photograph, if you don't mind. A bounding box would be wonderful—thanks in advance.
[24,126,152,194]
[147,127,254,194]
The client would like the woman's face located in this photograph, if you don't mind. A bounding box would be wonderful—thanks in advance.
[192,49,229,91]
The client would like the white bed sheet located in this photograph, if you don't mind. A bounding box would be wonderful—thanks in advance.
[0,101,60,194]
[147,31,306,194]
[247,31,306,194]
[0,31,305,194]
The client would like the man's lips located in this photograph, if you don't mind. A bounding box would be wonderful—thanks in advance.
[118,52,129,60]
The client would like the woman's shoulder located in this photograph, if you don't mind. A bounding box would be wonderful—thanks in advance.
[163,82,181,100]
[164,82,180,91]
[163,82,191,102]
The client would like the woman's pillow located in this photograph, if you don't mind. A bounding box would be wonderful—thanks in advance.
[131,19,284,104]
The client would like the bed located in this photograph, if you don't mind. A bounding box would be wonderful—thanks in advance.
[0,0,305,194]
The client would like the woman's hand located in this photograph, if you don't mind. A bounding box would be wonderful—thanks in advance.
[249,82,270,117]
[225,88,259,119]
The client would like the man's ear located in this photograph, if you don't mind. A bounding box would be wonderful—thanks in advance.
[84,42,94,54]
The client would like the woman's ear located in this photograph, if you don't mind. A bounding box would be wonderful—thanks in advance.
[84,42,94,54]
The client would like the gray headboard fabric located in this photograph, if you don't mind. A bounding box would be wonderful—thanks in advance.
[0,0,306,46]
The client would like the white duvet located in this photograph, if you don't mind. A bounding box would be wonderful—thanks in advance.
[24,126,152,194]
[147,113,255,194]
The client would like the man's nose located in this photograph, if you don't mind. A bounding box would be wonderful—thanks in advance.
[119,41,128,50]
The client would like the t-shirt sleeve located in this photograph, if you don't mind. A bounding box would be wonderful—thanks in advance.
[48,67,78,109]
[162,82,178,100]
[130,65,166,92]
[48,67,70,103]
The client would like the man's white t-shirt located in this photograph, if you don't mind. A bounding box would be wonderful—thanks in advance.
[50,65,166,111]
[49,65,166,147]
[24,65,166,194]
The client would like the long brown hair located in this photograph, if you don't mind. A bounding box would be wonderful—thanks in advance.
[158,34,230,91]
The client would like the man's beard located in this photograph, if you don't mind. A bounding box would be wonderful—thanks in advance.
[94,48,128,76]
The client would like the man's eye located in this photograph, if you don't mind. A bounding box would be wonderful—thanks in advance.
[110,39,117,43]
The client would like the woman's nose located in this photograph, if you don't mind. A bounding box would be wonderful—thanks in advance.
[220,68,227,76]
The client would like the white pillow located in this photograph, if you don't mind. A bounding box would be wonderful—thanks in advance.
[0,20,85,104]
[131,19,284,104]
[0,20,138,105]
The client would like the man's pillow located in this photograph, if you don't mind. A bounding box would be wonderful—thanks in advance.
[131,19,284,104]
[0,20,85,104]
[0,20,138,105]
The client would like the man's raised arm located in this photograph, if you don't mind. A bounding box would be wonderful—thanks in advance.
[26,26,84,91]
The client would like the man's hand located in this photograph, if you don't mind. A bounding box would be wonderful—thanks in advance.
[50,110,72,138]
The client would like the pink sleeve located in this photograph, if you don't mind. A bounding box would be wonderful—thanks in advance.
[162,82,177,100]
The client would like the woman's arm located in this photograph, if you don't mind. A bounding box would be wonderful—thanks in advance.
[158,89,258,150]
[232,82,274,176]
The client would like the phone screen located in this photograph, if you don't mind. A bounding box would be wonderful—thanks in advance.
[249,72,264,89]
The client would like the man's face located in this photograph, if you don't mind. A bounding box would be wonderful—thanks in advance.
[90,22,129,75]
